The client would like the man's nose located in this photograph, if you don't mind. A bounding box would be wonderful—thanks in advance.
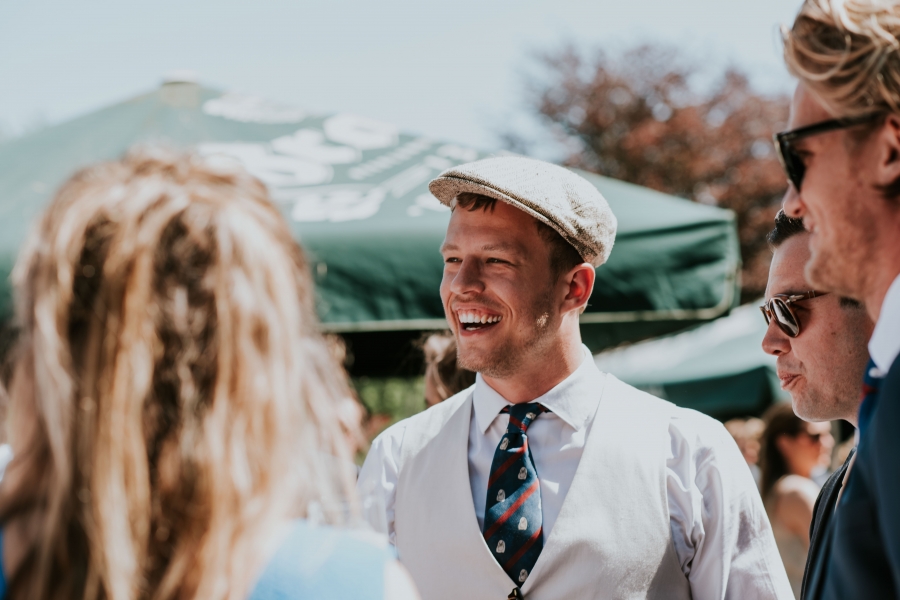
[782,185,805,219]
[450,258,485,295]
[761,316,792,356]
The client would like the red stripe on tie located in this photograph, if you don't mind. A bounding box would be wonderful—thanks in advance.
[483,480,539,541]
[487,438,527,489]
[508,415,526,431]
[504,526,542,570]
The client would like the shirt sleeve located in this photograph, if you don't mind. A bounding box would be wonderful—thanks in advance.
[666,412,794,600]
[357,422,407,546]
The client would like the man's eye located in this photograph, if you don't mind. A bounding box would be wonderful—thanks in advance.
[444,257,460,264]
[486,258,506,264]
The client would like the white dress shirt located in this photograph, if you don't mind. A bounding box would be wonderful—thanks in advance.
[869,273,900,374]
[359,346,791,600]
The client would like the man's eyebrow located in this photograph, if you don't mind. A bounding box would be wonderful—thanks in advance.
[771,289,813,298]
[439,242,523,254]
[480,242,520,253]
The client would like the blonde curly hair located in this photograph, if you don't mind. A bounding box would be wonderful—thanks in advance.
[783,0,900,116]
[0,147,357,599]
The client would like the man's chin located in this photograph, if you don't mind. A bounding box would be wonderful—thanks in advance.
[791,393,834,423]
[458,345,514,379]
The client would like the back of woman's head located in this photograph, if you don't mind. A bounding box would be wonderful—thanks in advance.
[759,402,806,499]
[1,147,356,599]
[421,333,475,406]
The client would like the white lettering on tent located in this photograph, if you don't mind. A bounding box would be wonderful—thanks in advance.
[407,193,450,217]
[435,144,479,162]
[348,137,433,180]
[323,114,398,150]
[423,155,454,171]
[198,143,332,187]
[271,129,360,164]
[202,93,306,124]
[384,164,433,198]
[290,186,387,223]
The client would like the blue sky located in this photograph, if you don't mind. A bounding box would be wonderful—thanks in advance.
[0,0,802,151]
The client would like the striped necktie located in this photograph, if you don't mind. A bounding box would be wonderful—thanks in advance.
[483,403,548,592]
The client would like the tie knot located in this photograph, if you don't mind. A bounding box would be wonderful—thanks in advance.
[503,403,548,433]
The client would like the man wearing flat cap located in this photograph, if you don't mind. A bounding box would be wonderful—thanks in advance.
[358,156,792,600]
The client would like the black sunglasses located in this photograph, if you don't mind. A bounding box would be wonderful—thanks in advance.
[760,291,828,338]
[773,113,884,191]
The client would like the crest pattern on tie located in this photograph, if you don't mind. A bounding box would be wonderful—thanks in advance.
[483,402,549,588]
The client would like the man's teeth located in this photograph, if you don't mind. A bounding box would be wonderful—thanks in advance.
[458,311,502,324]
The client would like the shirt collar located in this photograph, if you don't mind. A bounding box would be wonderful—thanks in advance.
[472,345,601,434]
[869,273,900,374]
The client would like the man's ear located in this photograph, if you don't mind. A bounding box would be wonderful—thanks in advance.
[874,114,900,194]
[562,263,595,314]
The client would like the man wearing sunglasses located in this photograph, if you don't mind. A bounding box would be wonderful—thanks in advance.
[761,211,873,600]
[780,1,900,598]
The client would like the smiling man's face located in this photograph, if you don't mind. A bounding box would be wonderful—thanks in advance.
[440,200,563,379]
[762,233,872,424]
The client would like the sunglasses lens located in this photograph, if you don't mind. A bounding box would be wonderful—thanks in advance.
[787,149,805,190]
[772,298,800,337]
[777,137,805,190]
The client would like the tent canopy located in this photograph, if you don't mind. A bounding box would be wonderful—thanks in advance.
[594,302,789,419]
[0,81,740,352]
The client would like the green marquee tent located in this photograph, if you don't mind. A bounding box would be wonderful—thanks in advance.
[0,80,740,372]
[593,302,789,419]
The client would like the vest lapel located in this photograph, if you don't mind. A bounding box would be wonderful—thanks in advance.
[520,370,606,594]
[394,393,514,598]
[521,373,689,600]
[442,395,508,577]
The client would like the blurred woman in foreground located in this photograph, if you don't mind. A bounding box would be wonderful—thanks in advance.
[760,403,834,598]
[0,148,418,599]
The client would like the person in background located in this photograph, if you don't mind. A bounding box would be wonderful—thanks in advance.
[421,332,475,406]
[759,404,834,599]
[761,210,873,599]
[724,417,765,487]
[0,148,419,600]
[781,2,900,596]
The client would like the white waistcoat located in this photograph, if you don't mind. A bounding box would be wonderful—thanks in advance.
[394,372,692,600]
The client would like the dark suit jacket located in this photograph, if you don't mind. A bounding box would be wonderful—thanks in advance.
[800,447,855,600]
[806,359,900,599]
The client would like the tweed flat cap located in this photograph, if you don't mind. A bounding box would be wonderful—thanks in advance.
[429,155,617,267]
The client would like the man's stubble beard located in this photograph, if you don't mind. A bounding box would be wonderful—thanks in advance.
[805,208,876,301]
[792,317,870,424]
[456,292,557,380]
[805,158,884,300]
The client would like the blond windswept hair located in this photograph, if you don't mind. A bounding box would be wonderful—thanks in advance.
[0,147,357,599]
[783,0,900,116]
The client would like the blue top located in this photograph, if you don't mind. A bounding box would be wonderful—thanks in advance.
[249,520,390,599]
[0,521,389,599]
